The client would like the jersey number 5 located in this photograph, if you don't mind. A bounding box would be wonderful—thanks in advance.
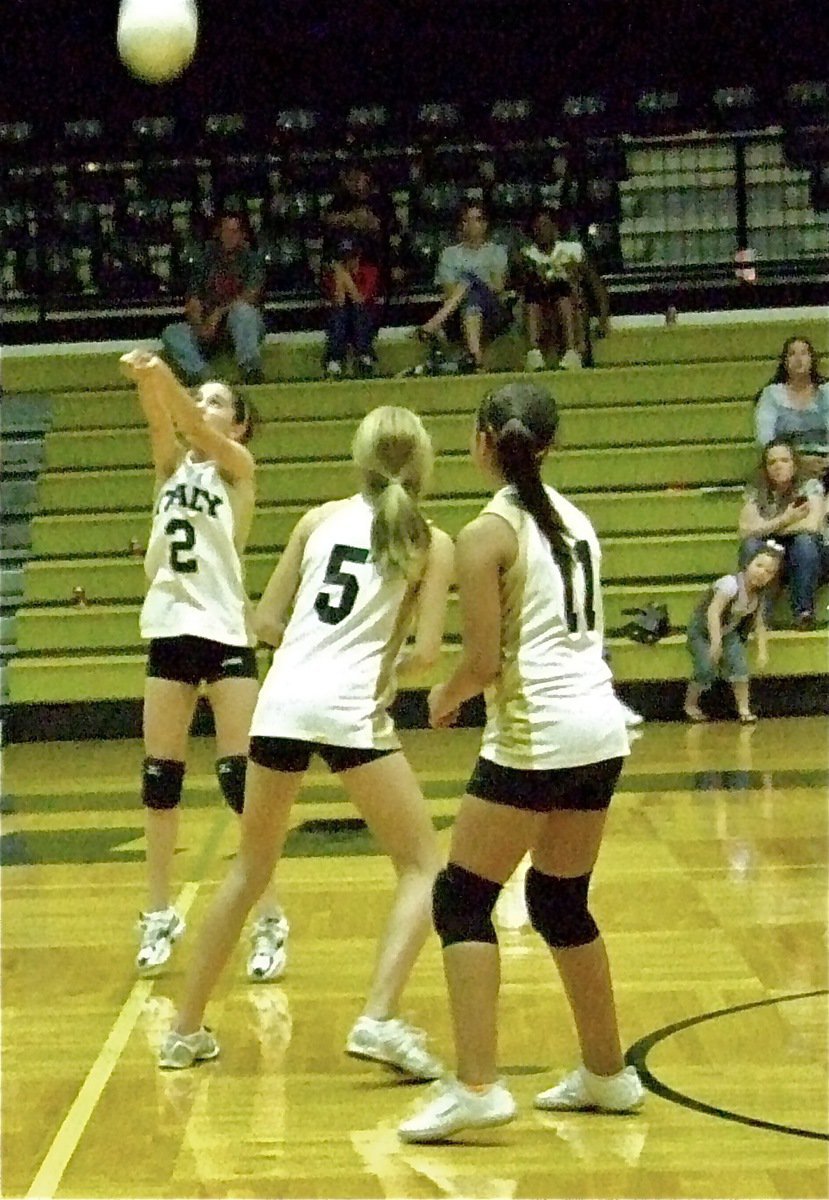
[560,539,596,633]
[315,544,369,625]
[165,518,197,573]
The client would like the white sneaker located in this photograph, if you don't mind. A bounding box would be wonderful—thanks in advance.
[247,913,289,982]
[535,1065,644,1113]
[525,348,545,372]
[398,1077,517,1143]
[560,349,583,370]
[346,1016,443,1081]
[619,701,644,728]
[326,360,343,377]
[158,1027,220,1070]
[135,908,185,975]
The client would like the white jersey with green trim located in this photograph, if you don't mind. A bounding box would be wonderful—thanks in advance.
[479,485,629,770]
[250,493,417,750]
[140,453,252,647]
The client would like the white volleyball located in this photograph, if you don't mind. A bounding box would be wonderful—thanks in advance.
[117,0,198,83]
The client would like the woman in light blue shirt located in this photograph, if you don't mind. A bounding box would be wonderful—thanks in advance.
[754,336,829,452]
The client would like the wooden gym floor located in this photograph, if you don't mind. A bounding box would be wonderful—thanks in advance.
[2,717,827,1199]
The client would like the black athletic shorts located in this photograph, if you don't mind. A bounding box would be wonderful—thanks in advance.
[249,735,396,774]
[467,755,624,813]
[147,635,258,685]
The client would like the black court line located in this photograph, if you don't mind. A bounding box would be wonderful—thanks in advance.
[625,990,829,1141]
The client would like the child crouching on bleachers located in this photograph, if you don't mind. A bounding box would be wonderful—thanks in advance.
[684,542,784,724]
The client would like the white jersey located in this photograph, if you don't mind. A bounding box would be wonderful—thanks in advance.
[140,454,252,647]
[250,494,418,750]
[479,485,629,770]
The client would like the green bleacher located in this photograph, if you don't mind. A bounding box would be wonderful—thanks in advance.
[7,316,828,707]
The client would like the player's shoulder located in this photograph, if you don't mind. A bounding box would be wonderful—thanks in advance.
[300,496,358,537]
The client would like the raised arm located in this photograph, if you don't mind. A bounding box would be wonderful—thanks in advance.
[135,356,254,484]
[119,350,180,484]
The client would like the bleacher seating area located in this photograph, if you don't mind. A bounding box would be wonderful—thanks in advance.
[3,87,829,343]
[2,316,827,730]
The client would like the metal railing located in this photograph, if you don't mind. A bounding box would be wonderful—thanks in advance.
[2,126,827,335]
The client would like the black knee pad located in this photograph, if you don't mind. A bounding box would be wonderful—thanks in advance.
[142,757,185,810]
[216,755,246,814]
[525,865,599,949]
[432,862,502,948]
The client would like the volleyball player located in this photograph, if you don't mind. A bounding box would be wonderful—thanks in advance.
[159,405,454,1079]
[398,381,644,1142]
[121,351,288,982]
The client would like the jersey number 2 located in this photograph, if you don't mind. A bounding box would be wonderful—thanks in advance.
[315,544,369,625]
[165,519,197,573]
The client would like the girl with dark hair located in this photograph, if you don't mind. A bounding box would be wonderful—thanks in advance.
[754,337,829,461]
[159,405,454,1079]
[684,543,783,723]
[518,210,590,369]
[399,381,642,1144]
[120,352,288,983]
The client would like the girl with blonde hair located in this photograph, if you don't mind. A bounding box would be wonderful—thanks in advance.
[160,405,454,1078]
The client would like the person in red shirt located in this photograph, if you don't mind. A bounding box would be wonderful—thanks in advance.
[324,235,381,378]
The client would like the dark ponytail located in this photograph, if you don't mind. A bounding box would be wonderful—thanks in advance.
[478,383,571,569]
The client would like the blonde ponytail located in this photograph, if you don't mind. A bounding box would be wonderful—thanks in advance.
[352,406,434,580]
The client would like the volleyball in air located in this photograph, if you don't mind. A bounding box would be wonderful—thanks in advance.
[117,0,198,83]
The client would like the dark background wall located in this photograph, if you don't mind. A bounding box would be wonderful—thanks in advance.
[3,0,826,131]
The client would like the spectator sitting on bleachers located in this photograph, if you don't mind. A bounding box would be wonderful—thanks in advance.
[322,164,397,288]
[738,439,824,630]
[162,211,265,386]
[754,337,829,484]
[514,209,589,372]
[323,236,380,378]
[418,202,509,373]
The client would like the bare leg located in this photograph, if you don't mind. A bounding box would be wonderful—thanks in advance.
[207,676,283,919]
[526,301,544,349]
[570,280,588,355]
[731,679,753,720]
[442,795,540,1085]
[532,807,623,1077]
[461,308,485,367]
[173,761,303,1034]
[556,296,578,352]
[142,677,199,911]
[684,681,706,720]
[341,752,443,1018]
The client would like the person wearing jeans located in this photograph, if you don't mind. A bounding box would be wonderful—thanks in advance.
[324,238,380,378]
[421,204,509,373]
[739,532,822,626]
[162,212,266,386]
[738,440,824,629]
